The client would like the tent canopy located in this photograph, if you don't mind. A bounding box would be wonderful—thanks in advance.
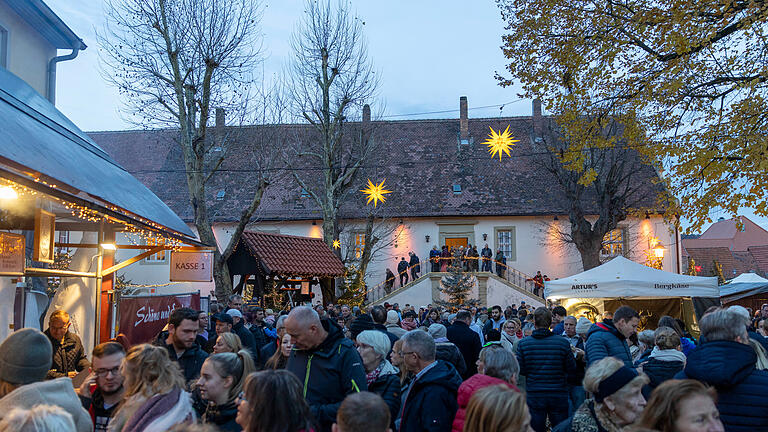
[545,256,719,300]
[720,273,768,303]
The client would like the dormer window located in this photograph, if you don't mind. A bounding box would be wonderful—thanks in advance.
[300,188,310,198]
[452,184,462,194]
[216,190,226,200]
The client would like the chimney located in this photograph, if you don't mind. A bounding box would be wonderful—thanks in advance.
[363,104,371,125]
[532,99,542,138]
[215,108,226,128]
[459,96,468,142]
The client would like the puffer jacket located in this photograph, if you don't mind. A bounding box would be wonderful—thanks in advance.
[639,357,684,399]
[585,319,634,369]
[398,360,462,432]
[451,374,519,432]
[676,340,768,432]
[435,341,467,378]
[368,361,401,431]
[517,328,577,394]
[286,319,367,432]
[45,329,90,379]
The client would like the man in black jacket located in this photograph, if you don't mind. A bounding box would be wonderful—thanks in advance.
[517,307,577,432]
[447,310,482,378]
[45,310,90,379]
[227,309,259,365]
[154,307,208,384]
[408,251,420,280]
[370,305,399,352]
[397,257,409,287]
[285,306,367,432]
[396,329,462,432]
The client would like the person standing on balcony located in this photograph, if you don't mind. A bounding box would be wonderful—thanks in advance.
[440,246,451,271]
[409,251,421,280]
[495,250,506,278]
[481,244,493,272]
[397,257,409,287]
[429,246,441,272]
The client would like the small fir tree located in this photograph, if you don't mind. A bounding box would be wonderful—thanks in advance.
[437,249,479,311]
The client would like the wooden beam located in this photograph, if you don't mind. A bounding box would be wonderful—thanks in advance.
[101,246,164,277]
[22,268,97,278]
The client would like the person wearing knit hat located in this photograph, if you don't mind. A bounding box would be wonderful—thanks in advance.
[575,317,593,337]
[385,310,406,338]
[428,324,468,378]
[0,328,92,432]
[354,330,401,429]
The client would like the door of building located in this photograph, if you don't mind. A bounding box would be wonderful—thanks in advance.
[445,237,468,249]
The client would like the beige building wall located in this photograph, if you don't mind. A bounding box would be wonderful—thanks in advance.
[0,1,56,98]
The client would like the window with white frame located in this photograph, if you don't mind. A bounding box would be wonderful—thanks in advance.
[56,231,69,254]
[145,237,166,262]
[601,228,627,257]
[354,232,365,259]
[496,229,515,261]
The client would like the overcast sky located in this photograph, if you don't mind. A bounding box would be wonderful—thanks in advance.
[44,0,768,232]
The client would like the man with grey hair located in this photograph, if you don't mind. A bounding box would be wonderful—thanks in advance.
[396,330,462,432]
[676,308,768,431]
[285,306,367,432]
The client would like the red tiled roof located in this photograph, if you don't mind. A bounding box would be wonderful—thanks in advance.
[749,245,768,273]
[237,231,345,277]
[88,115,666,222]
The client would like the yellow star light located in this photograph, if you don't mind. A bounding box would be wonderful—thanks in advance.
[484,125,519,160]
[360,179,392,207]
[332,240,341,249]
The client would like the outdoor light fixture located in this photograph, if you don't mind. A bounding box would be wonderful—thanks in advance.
[425,235,430,243]
[653,244,665,259]
[0,186,18,200]
[100,243,117,251]
[399,219,404,224]
[483,233,488,241]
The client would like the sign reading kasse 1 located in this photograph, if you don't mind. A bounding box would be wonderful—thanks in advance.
[170,251,213,282]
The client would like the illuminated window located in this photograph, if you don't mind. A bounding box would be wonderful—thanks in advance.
[602,228,627,257]
[145,237,166,262]
[354,232,365,259]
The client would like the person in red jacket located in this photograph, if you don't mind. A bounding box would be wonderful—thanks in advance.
[452,344,520,432]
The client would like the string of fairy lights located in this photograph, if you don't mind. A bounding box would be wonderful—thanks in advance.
[0,177,185,251]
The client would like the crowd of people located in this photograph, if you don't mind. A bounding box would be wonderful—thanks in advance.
[0,296,767,432]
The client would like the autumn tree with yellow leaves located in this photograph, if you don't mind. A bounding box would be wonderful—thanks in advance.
[496,0,768,232]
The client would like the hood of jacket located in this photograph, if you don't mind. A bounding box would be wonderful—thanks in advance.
[684,340,755,388]
[587,319,624,341]
[306,318,345,359]
[0,378,92,432]
[411,360,462,395]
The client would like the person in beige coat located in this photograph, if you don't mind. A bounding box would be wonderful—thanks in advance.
[0,328,92,432]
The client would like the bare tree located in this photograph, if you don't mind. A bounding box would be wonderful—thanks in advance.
[536,116,664,270]
[99,0,276,300]
[285,0,380,302]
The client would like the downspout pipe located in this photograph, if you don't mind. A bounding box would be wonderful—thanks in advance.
[47,46,80,104]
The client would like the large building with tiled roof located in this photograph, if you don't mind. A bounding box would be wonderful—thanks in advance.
[683,216,768,279]
[88,98,681,302]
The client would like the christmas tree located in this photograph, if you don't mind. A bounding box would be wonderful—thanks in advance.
[437,248,479,311]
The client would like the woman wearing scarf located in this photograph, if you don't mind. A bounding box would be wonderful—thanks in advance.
[355,330,401,431]
[636,327,686,399]
[553,357,648,432]
[500,319,522,353]
[400,310,419,332]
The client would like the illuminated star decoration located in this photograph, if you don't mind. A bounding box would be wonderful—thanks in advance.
[484,125,519,160]
[360,179,392,207]
[332,240,341,249]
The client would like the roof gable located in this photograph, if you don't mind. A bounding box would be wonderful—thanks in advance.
[236,231,345,277]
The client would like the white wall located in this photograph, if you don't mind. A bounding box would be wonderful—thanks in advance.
[111,215,679,305]
[487,277,545,309]
[0,1,56,98]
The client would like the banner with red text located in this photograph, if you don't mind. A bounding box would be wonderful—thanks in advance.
[118,293,200,345]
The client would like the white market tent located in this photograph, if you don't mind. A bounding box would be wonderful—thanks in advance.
[720,273,768,304]
[544,256,719,300]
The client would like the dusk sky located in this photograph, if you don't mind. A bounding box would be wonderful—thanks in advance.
[44,0,767,232]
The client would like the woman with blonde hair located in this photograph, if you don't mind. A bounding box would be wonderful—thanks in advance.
[213,333,243,354]
[0,404,76,432]
[634,379,724,432]
[553,357,648,432]
[194,350,256,431]
[462,384,532,432]
[108,344,194,432]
